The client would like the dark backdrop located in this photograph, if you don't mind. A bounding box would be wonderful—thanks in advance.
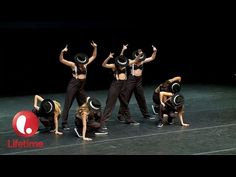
[0,3,235,97]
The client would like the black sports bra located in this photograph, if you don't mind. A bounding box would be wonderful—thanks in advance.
[113,66,127,80]
[72,65,87,75]
[133,64,143,70]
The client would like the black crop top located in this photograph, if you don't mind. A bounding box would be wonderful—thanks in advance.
[116,67,126,74]
[133,64,143,70]
[72,65,87,75]
[113,66,127,79]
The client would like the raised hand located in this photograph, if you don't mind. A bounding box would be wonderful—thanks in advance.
[91,41,97,47]
[109,52,114,58]
[152,45,157,52]
[122,44,128,50]
[62,45,68,52]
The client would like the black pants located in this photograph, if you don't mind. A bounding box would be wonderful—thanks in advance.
[118,75,150,119]
[100,79,130,125]
[62,78,86,125]
[158,104,176,123]
[74,116,101,132]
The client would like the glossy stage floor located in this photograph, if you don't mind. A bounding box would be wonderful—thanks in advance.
[1,84,236,155]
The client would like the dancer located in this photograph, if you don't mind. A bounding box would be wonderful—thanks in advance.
[59,41,97,130]
[117,45,157,122]
[152,76,189,127]
[155,91,189,127]
[99,44,140,131]
[32,95,63,135]
[74,97,107,141]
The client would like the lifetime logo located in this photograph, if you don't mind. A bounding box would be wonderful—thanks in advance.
[12,111,39,137]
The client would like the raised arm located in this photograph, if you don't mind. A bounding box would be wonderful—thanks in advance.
[59,45,75,69]
[86,41,97,66]
[102,52,115,69]
[120,44,128,56]
[142,45,157,64]
[34,95,44,110]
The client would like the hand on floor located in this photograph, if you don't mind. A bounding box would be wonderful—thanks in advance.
[83,137,92,141]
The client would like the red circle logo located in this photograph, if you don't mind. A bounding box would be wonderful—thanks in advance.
[12,111,39,137]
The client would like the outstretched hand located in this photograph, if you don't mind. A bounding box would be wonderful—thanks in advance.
[152,45,157,52]
[109,52,114,58]
[62,45,68,52]
[123,44,128,50]
[91,41,97,47]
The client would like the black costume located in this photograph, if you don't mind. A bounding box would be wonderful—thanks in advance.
[32,99,56,130]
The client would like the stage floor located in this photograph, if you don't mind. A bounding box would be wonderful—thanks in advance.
[1,84,236,155]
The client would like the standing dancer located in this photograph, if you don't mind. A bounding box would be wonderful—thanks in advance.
[117,45,157,122]
[99,44,140,132]
[59,41,97,130]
